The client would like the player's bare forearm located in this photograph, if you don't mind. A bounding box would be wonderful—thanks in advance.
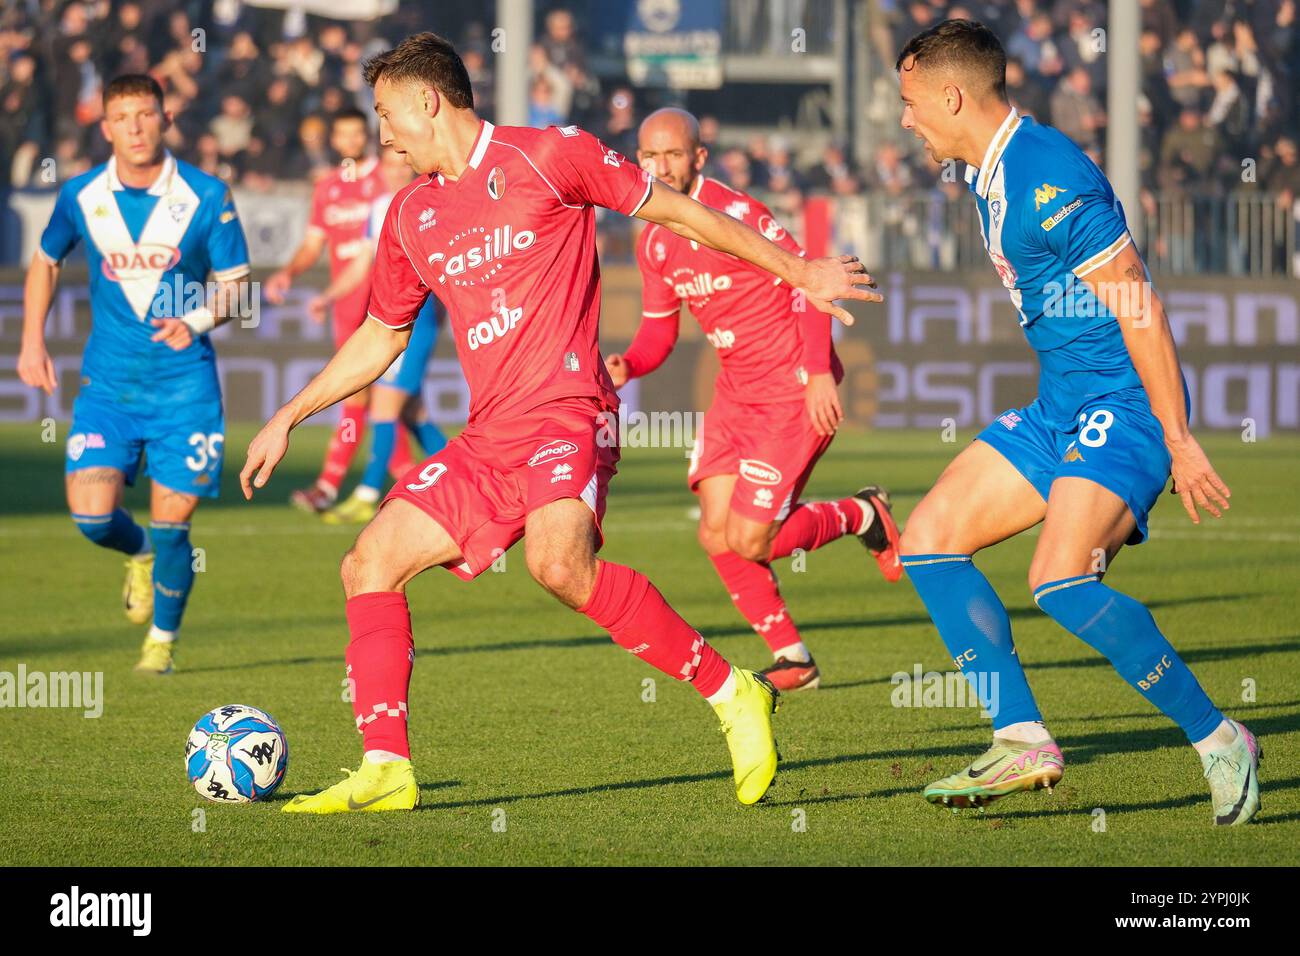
[634,181,880,324]
[210,277,250,329]
[321,247,374,304]
[21,254,58,346]
[1082,246,1189,443]
[284,230,326,278]
[636,181,806,285]
[1082,243,1230,521]
[18,254,61,393]
[280,317,410,428]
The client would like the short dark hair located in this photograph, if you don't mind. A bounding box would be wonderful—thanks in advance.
[102,73,164,110]
[331,107,370,129]
[895,18,1007,100]
[363,32,474,110]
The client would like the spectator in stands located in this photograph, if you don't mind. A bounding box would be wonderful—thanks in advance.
[541,8,585,73]
[1050,66,1106,153]
[528,74,564,129]
[600,86,638,160]
[210,94,255,160]
[1160,106,1223,188]
[804,141,860,196]
[1165,28,1210,110]
[719,147,753,192]
[462,43,495,122]
[1005,56,1050,121]
[529,42,571,120]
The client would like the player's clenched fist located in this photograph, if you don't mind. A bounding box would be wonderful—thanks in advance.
[151,318,194,351]
[240,412,293,500]
[17,342,58,394]
[1168,434,1231,524]
[797,254,882,327]
[604,353,630,388]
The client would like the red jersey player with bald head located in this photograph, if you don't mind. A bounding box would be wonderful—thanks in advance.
[606,109,902,692]
[241,33,880,815]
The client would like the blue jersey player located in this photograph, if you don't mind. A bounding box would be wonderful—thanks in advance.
[893,21,1260,825]
[17,75,251,675]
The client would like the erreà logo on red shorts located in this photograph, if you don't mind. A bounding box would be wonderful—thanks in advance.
[101,245,180,281]
[739,459,782,486]
[528,440,579,468]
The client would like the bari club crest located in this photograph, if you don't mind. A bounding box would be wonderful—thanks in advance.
[487,166,506,200]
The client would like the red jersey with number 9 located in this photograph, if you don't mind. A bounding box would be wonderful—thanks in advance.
[368,122,653,425]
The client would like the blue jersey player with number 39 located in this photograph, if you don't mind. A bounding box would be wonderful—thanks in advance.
[17,75,250,675]
[892,21,1260,826]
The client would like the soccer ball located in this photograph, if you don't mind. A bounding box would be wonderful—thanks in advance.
[185,704,288,803]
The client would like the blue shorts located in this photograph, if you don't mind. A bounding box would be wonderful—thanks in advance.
[65,391,225,499]
[379,303,439,396]
[977,387,1171,544]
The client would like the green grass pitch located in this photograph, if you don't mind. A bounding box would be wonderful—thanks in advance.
[0,422,1296,866]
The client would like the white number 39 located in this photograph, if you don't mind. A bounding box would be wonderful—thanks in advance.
[185,432,224,471]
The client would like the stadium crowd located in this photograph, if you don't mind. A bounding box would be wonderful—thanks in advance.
[1,0,1297,270]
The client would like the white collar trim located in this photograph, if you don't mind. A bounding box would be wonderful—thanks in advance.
[467,120,494,170]
[972,108,1020,199]
[107,151,176,195]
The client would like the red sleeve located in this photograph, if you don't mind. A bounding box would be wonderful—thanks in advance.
[531,126,653,215]
[635,227,682,319]
[367,195,429,330]
[622,315,679,379]
[741,199,833,374]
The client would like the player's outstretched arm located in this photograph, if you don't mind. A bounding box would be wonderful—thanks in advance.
[240,317,411,499]
[18,252,60,395]
[307,246,375,324]
[264,230,326,304]
[1081,244,1230,524]
[634,180,881,325]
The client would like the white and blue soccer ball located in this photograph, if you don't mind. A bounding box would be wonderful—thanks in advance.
[185,704,288,803]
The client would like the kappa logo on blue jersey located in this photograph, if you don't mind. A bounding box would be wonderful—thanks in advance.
[1033,183,1068,210]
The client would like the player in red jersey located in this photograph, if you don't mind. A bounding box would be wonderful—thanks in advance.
[263,108,414,513]
[605,109,902,693]
[240,33,879,814]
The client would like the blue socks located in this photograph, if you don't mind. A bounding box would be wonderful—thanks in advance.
[1034,575,1223,743]
[149,522,195,633]
[72,509,146,555]
[413,420,447,455]
[902,554,1042,728]
[360,420,398,493]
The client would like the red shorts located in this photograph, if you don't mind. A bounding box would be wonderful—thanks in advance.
[383,397,620,580]
[688,394,833,523]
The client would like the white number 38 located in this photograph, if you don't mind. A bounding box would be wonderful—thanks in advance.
[1078,409,1115,448]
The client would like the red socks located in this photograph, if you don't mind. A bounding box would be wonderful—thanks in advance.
[769,497,863,560]
[319,400,368,494]
[709,550,802,655]
[345,592,414,758]
[388,421,414,479]
[577,560,732,698]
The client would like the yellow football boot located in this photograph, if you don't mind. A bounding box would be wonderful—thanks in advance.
[123,553,154,624]
[282,758,419,814]
[713,668,780,805]
[133,636,174,675]
[321,491,379,526]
